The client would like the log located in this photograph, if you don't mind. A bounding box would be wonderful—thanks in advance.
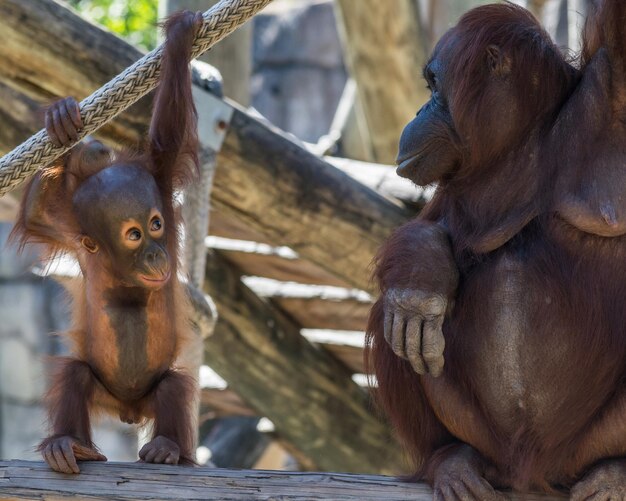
[206,236,351,287]
[243,277,372,331]
[272,295,370,331]
[301,329,366,374]
[0,460,568,500]
[212,108,410,292]
[334,0,429,164]
[0,0,413,293]
[202,252,401,474]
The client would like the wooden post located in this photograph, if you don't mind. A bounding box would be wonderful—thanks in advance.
[334,0,429,164]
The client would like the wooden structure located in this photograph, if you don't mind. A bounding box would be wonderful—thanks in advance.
[0,460,566,500]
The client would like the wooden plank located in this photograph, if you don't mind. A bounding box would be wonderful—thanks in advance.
[0,460,565,501]
[201,388,255,419]
[273,296,370,331]
[301,330,366,374]
[334,0,429,164]
[324,156,432,209]
[212,107,410,293]
[242,277,372,331]
[0,0,413,293]
[218,249,350,287]
[322,342,365,374]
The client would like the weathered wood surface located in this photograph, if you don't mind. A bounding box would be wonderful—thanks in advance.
[334,0,429,164]
[212,109,410,292]
[202,252,401,474]
[220,249,349,287]
[0,0,413,293]
[301,330,366,374]
[244,277,372,331]
[0,460,567,500]
[201,388,256,418]
[273,295,370,332]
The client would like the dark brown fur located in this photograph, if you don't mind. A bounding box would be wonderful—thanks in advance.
[367,1,626,496]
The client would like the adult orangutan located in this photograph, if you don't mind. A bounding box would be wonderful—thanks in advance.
[367,1,626,499]
[11,11,202,473]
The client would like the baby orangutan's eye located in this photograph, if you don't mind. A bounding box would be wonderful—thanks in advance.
[127,228,142,241]
[150,218,162,232]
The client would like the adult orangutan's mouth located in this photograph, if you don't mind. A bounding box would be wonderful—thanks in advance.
[396,154,421,178]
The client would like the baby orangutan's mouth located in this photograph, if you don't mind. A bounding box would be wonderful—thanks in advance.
[138,271,171,288]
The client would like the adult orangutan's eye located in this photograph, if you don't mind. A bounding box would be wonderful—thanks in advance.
[127,229,142,241]
[150,218,162,232]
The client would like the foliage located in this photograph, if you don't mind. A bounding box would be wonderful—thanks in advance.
[67,0,158,51]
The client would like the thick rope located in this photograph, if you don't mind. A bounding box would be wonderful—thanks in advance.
[0,0,273,197]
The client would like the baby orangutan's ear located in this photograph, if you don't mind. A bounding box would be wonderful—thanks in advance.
[80,236,99,254]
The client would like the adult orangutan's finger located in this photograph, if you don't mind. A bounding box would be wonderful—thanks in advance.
[422,317,445,377]
[405,316,426,374]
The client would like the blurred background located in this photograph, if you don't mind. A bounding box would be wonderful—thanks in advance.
[0,0,591,475]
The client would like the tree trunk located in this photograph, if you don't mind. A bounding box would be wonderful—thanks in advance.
[334,0,429,164]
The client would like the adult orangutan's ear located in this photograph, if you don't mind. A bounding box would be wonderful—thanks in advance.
[486,45,512,76]
[80,236,99,254]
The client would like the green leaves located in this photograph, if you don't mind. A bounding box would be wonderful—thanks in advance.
[68,0,157,50]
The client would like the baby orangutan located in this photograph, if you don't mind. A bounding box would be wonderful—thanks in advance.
[12,11,203,473]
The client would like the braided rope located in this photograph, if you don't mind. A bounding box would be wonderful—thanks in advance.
[0,0,273,197]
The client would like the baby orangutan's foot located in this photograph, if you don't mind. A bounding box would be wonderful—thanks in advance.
[570,459,626,501]
[40,435,107,474]
[139,435,180,465]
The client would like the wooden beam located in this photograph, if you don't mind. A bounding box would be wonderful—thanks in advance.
[0,460,569,500]
[212,107,410,292]
[334,0,429,164]
[200,388,255,419]
[242,277,372,331]
[528,0,549,18]
[0,0,413,293]
[273,296,370,331]
[202,252,401,474]
[324,156,431,210]
[206,237,350,287]
[302,329,366,374]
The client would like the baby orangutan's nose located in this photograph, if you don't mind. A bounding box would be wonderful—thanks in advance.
[145,247,169,276]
